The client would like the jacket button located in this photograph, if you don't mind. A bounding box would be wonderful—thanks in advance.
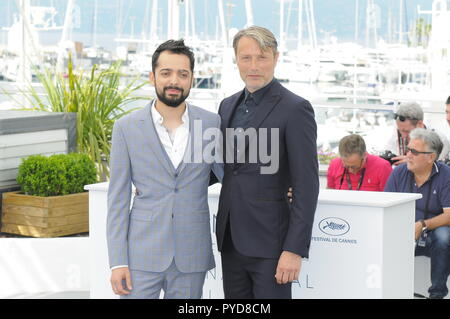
[233,171,238,176]
[174,188,178,193]
[174,173,178,178]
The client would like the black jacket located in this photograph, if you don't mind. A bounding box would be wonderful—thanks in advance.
[215,79,319,259]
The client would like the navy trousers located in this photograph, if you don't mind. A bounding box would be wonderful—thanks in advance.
[220,223,292,299]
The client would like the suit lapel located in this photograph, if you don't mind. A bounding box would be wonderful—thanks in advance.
[139,101,175,176]
[221,91,244,164]
[220,90,244,131]
[247,81,281,130]
[176,103,200,175]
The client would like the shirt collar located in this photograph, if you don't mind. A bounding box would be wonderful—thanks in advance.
[431,162,439,176]
[408,162,440,184]
[151,99,189,126]
[244,78,276,105]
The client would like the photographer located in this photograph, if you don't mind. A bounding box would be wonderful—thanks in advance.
[383,102,450,166]
[327,134,392,191]
[384,128,450,299]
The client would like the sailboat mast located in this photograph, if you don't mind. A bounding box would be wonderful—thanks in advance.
[91,0,98,47]
[355,0,359,43]
[57,0,75,73]
[279,0,285,52]
[245,0,254,27]
[18,0,31,84]
[297,0,303,51]
[218,0,227,46]
[185,0,190,39]
[150,0,158,42]
[399,0,404,44]
[190,0,196,40]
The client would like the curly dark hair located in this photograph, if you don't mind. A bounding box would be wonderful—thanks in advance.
[151,39,195,73]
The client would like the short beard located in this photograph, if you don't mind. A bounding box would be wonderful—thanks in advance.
[156,86,190,108]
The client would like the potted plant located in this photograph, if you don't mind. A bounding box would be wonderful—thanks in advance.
[12,55,147,181]
[317,150,338,165]
[1,153,97,237]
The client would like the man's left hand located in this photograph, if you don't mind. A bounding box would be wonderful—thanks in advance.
[415,221,423,241]
[275,251,302,284]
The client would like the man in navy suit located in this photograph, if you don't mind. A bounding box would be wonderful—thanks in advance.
[215,26,319,298]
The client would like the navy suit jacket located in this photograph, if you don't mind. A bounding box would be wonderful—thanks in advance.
[215,79,319,259]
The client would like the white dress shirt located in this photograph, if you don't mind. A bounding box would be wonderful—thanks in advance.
[111,101,190,271]
[150,100,190,169]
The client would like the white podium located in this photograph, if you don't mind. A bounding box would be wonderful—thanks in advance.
[85,183,421,299]
[294,189,420,298]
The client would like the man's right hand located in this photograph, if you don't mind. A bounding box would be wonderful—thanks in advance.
[110,267,133,295]
[287,187,293,203]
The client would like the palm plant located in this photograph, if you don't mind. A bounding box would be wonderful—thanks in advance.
[19,56,147,180]
[414,18,432,48]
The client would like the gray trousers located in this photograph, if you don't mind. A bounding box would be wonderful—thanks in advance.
[120,259,207,299]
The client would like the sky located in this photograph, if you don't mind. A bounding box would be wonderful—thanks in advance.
[0,0,440,49]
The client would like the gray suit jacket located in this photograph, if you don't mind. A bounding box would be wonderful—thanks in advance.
[107,102,221,273]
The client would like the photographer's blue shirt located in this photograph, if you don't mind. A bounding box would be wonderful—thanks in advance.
[384,162,450,221]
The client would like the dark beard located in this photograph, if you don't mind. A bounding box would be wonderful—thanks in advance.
[156,86,189,108]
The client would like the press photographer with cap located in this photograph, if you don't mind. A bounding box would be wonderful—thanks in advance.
[384,128,450,299]
[382,102,450,166]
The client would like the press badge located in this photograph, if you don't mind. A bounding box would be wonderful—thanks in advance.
[417,231,428,247]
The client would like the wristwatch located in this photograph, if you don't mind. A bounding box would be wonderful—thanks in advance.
[420,219,428,232]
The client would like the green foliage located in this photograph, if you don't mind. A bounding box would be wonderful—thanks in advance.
[414,18,432,48]
[317,150,338,165]
[17,153,97,197]
[17,55,147,180]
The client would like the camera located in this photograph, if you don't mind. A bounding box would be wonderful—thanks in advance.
[379,150,399,165]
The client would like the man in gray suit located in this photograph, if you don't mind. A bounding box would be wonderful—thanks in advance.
[107,39,222,299]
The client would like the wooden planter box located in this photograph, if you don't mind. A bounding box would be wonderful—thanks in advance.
[1,191,89,238]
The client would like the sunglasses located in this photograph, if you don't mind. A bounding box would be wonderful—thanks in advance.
[394,113,418,122]
[406,147,433,156]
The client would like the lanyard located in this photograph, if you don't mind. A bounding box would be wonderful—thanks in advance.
[339,168,366,191]
[397,130,408,156]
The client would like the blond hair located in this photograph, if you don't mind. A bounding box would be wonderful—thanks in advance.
[232,26,278,55]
